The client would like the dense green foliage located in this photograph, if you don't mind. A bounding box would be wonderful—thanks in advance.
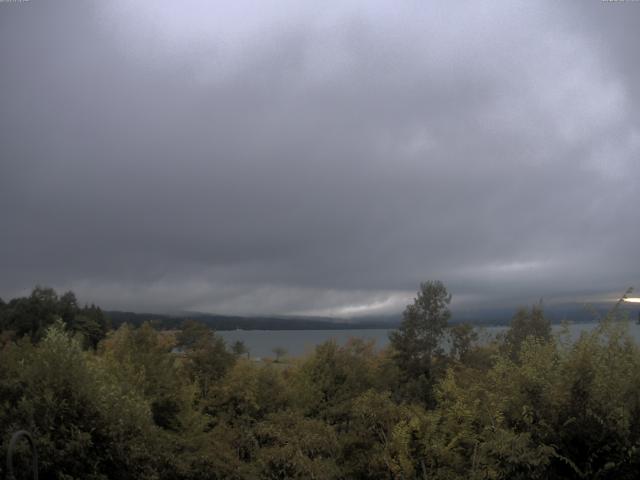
[1,285,640,479]
[0,287,108,347]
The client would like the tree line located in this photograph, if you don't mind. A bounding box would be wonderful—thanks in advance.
[1,282,639,479]
[0,286,109,347]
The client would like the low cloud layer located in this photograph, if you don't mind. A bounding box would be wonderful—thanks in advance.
[1,1,639,316]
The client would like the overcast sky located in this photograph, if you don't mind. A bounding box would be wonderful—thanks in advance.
[1,0,639,317]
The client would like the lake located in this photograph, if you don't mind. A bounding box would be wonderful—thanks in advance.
[218,321,640,359]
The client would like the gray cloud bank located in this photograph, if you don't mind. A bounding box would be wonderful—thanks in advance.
[1,0,639,317]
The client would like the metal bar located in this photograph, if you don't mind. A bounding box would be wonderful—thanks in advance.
[6,430,38,480]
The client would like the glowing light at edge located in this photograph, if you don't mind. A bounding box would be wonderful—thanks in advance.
[623,298,640,303]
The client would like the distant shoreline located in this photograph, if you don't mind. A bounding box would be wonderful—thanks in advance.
[105,309,631,331]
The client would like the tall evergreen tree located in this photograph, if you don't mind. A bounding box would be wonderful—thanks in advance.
[389,281,451,403]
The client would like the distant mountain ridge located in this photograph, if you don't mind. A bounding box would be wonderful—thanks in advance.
[105,310,398,331]
[453,301,638,325]
[106,301,639,331]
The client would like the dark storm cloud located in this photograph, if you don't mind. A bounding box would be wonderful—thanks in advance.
[1,0,639,316]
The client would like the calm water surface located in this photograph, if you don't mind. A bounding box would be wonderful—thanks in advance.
[218,321,640,359]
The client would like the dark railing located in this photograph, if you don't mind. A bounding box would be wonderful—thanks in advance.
[5,430,38,480]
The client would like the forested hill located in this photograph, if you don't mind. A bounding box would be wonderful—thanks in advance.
[106,310,400,331]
